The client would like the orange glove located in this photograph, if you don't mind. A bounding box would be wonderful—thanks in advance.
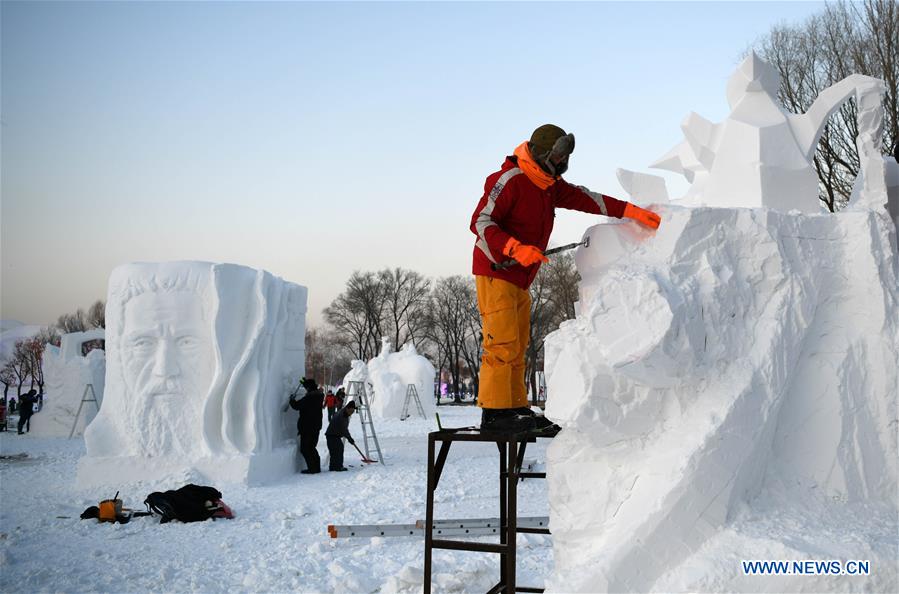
[503,237,549,267]
[623,203,661,230]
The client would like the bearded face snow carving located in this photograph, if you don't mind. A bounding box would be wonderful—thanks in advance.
[120,290,215,456]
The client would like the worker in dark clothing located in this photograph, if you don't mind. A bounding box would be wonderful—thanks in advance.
[289,377,324,474]
[17,389,37,434]
[325,400,357,471]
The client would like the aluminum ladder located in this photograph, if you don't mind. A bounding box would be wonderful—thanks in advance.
[400,384,426,420]
[69,384,100,438]
[347,381,385,465]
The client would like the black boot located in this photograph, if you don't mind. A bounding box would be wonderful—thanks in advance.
[480,408,537,433]
[511,407,562,436]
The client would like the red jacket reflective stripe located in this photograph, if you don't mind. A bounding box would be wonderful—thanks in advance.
[470,155,627,289]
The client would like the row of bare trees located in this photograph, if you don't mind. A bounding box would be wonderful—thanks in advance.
[754,0,898,211]
[1,300,106,402]
[319,256,579,402]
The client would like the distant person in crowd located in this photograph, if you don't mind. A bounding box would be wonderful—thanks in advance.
[17,389,37,434]
[289,377,324,474]
[334,387,346,408]
[470,123,661,432]
[325,400,357,472]
[9,396,16,413]
[323,389,339,422]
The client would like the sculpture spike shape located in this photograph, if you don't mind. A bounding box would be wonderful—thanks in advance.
[726,51,781,109]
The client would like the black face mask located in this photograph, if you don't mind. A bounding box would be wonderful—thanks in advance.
[550,157,569,175]
[544,133,575,176]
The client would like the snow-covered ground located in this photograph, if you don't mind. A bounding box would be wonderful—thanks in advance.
[0,406,553,593]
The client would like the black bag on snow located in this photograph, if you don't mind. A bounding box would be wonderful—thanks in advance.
[144,484,223,524]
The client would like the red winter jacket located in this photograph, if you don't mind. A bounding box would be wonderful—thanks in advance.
[470,154,627,289]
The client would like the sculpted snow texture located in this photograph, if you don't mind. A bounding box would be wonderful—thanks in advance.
[80,261,306,485]
[543,207,899,592]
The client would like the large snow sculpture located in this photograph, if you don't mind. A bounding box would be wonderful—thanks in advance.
[78,261,307,487]
[646,52,885,213]
[544,207,898,593]
[341,339,436,419]
[30,330,106,437]
[544,69,899,591]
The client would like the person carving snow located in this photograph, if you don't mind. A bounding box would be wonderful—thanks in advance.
[289,377,324,474]
[470,124,661,433]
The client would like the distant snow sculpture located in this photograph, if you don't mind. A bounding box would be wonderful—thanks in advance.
[342,359,370,392]
[31,330,106,437]
[78,261,307,487]
[629,52,886,213]
[342,339,436,419]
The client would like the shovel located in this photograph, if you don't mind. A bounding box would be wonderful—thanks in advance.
[350,441,378,464]
[491,237,590,270]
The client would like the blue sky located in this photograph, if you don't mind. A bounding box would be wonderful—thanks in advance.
[1,1,824,328]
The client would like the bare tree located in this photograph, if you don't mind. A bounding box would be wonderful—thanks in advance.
[8,341,33,396]
[87,300,106,329]
[378,268,431,350]
[428,276,478,402]
[754,0,898,211]
[36,326,61,348]
[417,310,450,403]
[324,271,386,360]
[305,327,352,388]
[56,309,88,334]
[459,282,483,400]
[0,362,15,401]
[22,338,47,396]
[544,252,580,322]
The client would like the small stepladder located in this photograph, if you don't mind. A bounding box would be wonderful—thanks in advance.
[400,384,426,421]
[68,384,100,438]
[347,381,385,465]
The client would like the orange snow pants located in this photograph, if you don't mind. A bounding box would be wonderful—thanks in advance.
[475,276,530,409]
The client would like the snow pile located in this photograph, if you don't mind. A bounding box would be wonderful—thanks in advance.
[31,330,106,437]
[78,261,307,487]
[342,339,436,419]
[543,205,898,592]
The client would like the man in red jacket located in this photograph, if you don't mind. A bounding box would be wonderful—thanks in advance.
[470,124,661,433]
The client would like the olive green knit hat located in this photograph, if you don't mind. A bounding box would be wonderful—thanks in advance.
[529,124,567,156]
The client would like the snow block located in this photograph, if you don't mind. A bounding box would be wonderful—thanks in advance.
[544,206,899,592]
[77,261,307,488]
[342,339,436,419]
[31,331,106,437]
